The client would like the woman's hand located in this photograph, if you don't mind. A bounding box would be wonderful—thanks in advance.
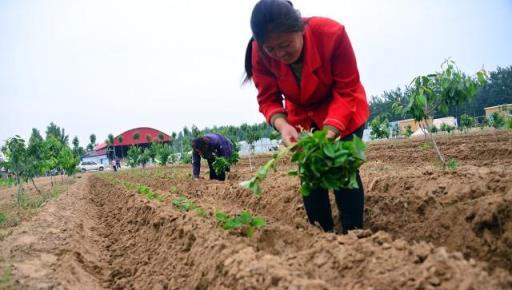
[274,118,299,146]
[326,129,338,140]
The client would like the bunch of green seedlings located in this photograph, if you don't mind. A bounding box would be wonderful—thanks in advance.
[171,195,208,218]
[215,210,266,237]
[212,147,240,176]
[137,185,165,202]
[241,129,366,196]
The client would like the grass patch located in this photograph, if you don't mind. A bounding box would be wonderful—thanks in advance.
[0,264,14,290]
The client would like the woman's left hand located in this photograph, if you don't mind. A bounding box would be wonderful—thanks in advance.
[326,130,338,140]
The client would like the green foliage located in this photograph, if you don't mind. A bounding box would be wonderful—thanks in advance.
[393,60,487,123]
[489,112,505,129]
[459,114,475,130]
[393,60,487,165]
[155,143,173,165]
[87,134,96,151]
[370,115,390,139]
[140,148,151,167]
[180,152,192,164]
[430,126,438,134]
[506,117,512,130]
[241,130,366,197]
[0,212,6,225]
[172,195,197,211]
[369,87,412,122]
[212,142,240,176]
[404,125,413,137]
[127,146,141,167]
[212,157,231,176]
[440,123,455,133]
[45,122,69,145]
[137,185,165,201]
[0,178,15,187]
[171,195,207,217]
[58,146,80,176]
[447,159,458,171]
[71,136,85,158]
[419,142,433,150]
[215,210,266,237]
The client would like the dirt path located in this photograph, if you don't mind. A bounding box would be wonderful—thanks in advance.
[0,177,109,289]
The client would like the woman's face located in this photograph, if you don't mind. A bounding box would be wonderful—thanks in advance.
[262,31,303,64]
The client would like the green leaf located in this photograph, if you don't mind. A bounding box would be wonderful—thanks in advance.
[238,211,252,225]
[251,217,267,228]
[223,218,242,230]
[215,211,229,222]
[323,143,336,158]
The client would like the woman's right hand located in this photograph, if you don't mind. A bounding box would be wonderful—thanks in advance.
[274,118,299,146]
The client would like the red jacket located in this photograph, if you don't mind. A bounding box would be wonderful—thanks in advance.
[252,17,369,137]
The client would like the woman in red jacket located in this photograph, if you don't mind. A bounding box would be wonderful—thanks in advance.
[244,0,369,234]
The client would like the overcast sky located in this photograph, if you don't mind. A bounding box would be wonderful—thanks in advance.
[1,0,511,147]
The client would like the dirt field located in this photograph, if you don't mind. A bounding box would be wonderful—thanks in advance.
[1,130,511,289]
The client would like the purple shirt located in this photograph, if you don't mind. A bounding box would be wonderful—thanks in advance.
[192,134,233,177]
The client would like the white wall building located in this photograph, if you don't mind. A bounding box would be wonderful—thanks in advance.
[239,138,280,155]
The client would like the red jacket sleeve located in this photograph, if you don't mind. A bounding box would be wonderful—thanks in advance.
[252,42,287,123]
[323,26,365,132]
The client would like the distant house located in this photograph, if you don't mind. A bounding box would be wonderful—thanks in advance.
[484,104,512,118]
[433,116,457,128]
[239,138,280,155]
[81,148,109,165]
[397,118,433,134]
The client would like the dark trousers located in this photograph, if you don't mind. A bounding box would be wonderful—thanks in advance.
[207,159,227,181]
[302,125,365,234]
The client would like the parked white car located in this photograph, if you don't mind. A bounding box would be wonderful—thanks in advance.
[78,161,105,172]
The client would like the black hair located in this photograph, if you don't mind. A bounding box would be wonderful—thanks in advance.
[191,137,209,154]
[243,0,304,83]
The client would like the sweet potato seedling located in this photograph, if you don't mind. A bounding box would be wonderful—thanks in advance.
[137,185,165,202]
[215,210,266,237]
[241,129,366,197]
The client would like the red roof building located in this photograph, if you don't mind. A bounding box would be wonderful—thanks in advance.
[91,127,173,160]
[95,127,172,150]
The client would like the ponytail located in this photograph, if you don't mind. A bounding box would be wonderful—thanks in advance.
[243,38,254,83]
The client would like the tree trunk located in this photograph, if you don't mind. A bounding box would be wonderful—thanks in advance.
[31,178,42,195]
[423,120,446,166]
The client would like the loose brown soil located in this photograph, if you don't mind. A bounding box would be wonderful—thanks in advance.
[1,130,511,289]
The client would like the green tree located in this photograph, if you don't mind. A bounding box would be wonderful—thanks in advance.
[459,114,475,131]
[369,115,390,140]
[156,143,173,165]
[46,122,69,145]
[87,134,96,151]
[489,112,505,129]
[140,148,151,168]
[393,60,487,166]
[1,136,30,206]
[127,146,141,168]
[71,136,85,158]
[58,146,79,176]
